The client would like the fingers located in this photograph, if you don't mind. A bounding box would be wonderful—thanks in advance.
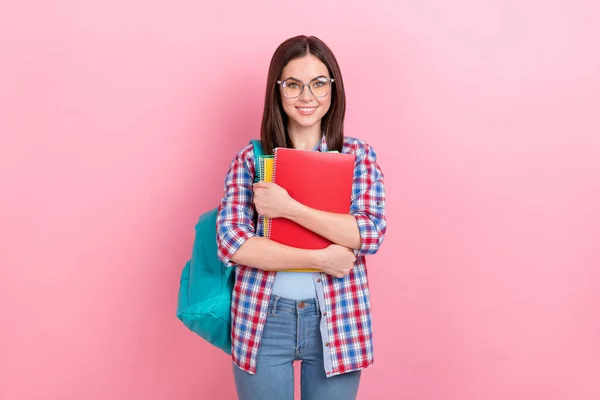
[253,181,270,189]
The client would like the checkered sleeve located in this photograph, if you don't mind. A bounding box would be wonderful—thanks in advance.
[350,142,387,256]
[216,146,256,266]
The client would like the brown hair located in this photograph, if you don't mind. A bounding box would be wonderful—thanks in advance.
[260,35,346,155]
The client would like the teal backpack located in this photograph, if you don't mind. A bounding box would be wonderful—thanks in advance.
[176,139,264,354]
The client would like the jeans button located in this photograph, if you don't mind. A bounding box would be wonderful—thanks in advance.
[298,302,306,309]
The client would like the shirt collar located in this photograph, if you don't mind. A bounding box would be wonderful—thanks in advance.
[312,134,328,152]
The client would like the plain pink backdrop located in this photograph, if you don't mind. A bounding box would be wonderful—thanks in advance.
[1,1,599,399]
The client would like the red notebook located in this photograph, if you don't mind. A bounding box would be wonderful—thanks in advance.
[267,148,355,272]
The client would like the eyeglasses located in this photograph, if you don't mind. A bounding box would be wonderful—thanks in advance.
[276,76,335,99]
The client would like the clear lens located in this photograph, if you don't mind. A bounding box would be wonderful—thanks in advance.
[282,79,303,98]
[309,77,331,98]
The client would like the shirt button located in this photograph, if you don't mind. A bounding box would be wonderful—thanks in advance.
[316,279,322,283]
[323,311,327,316]
[325,342,330,347]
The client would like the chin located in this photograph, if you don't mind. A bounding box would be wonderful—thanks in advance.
[294,114,323,126]
[292,120,320,129]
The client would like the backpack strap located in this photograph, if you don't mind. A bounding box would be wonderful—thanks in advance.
[250,139,264,183]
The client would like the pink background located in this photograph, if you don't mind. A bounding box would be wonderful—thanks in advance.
[1,1,599,399]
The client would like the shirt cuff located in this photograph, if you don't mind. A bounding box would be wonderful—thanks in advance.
[218,227,255,267]
[352,212,382,256]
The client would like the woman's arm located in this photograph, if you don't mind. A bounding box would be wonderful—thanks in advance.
[284,201,361,250]
[230,236,319,270]
[230,236,356,278]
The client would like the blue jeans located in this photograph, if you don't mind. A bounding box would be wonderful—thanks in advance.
[232,296,362,400]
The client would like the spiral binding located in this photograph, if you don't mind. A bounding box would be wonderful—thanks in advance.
[258,153,276,239]
[266,149,279,239]
[272,147,279,183]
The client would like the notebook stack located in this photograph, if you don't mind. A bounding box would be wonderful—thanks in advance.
[256,147,355,272]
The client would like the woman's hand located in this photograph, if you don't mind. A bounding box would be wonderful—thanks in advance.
[253,181,295,219]
[315,244,356,278]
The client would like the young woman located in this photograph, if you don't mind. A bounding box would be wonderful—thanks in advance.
[216,35,387,400]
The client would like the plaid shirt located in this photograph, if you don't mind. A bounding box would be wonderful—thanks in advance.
[216,135,386,377]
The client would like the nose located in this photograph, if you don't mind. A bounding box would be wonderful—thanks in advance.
[299,84,314,102]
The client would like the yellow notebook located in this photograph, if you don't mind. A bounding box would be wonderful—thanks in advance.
[259,155,317,273]
[260,156,274,236]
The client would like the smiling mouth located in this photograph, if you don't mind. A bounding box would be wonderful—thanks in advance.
[296,107,317,115]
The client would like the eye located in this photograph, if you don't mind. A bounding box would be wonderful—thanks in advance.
[312,77,329,87]
[283,79,302,89]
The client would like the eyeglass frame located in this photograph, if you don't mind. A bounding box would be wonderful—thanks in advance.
[276,76,335,99]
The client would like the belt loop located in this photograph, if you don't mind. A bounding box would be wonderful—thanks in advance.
[271,295,280,315]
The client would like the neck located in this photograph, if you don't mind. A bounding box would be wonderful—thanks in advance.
[287,121,322,150]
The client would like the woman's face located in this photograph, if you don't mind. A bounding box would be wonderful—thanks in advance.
[279,54,332,131]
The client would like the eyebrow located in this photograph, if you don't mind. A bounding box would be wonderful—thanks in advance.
[282,75,328,82]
